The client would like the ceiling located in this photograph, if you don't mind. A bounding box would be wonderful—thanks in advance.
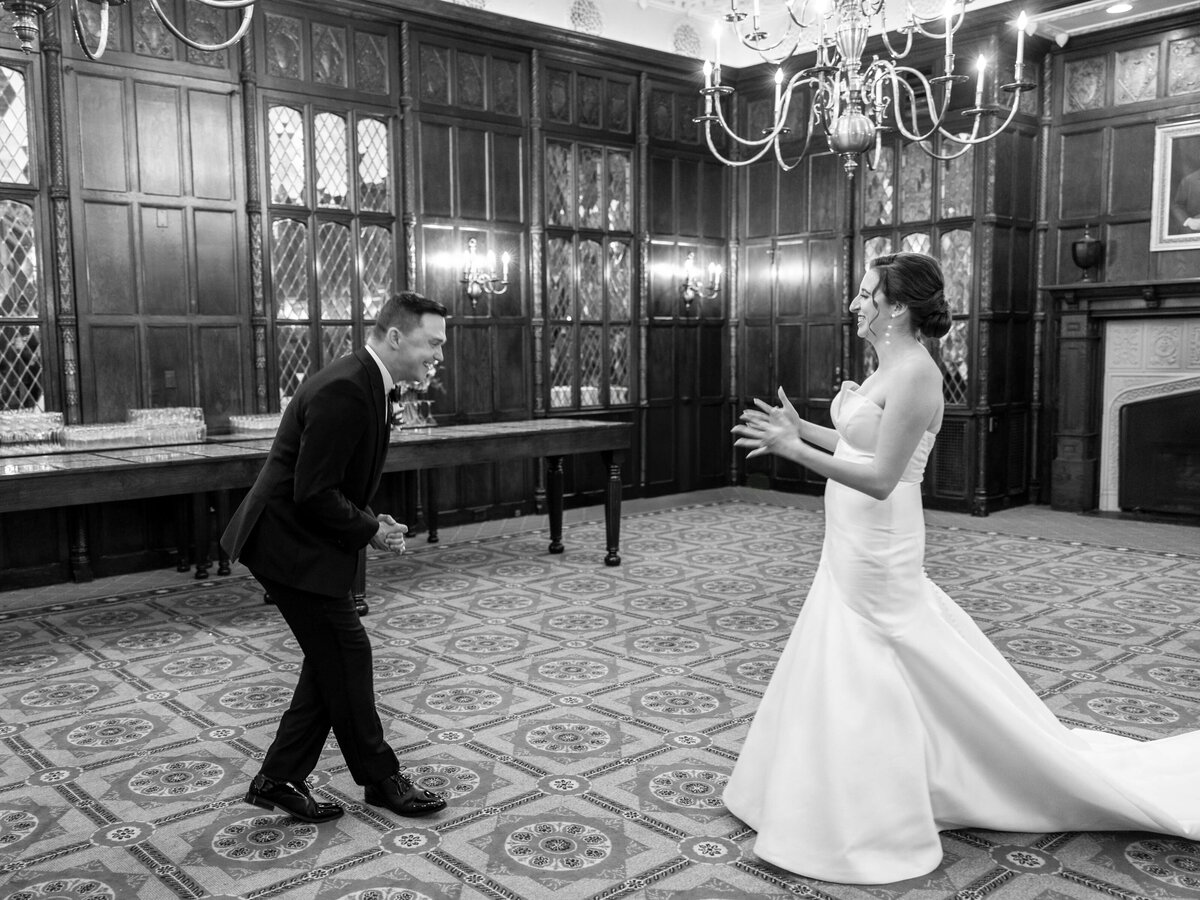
[439,0,1200,67]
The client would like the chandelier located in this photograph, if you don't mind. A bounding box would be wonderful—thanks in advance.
[696,0,1033,177]
[4,0,254,60]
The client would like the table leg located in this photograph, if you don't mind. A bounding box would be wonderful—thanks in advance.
[547,455,564,554]
[192,492,210,580]
[602,450,622,567]
[215,490,231,575]
[175,500,191,572]
[69,508,94,582]
[426,469,439,543]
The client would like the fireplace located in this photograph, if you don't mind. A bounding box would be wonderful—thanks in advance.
[1119,390,1200,516]
[1045,280,1200,513]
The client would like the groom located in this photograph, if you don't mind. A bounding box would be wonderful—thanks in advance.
[221,291,449,822]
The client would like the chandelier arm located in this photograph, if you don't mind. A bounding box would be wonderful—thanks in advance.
[935,98,1023,147]
[907,1,964,41]
[885,66,958,144]
[70,0,110,61]
[191,0,258,7]
[703,124,779,167]
[712,96,799,148]
[144,0,254,51]
[70,0,111,60]
[877,25,913,60]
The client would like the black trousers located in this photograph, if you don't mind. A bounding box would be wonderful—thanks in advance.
[254,574,399,786]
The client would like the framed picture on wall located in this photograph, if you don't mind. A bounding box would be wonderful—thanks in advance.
[1151,119,1200,251]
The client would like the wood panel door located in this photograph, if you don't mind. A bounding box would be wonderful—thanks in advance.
[67,68,249,430]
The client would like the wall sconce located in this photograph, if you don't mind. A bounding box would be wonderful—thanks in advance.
[680,251,722,310]
[462,238,510,309]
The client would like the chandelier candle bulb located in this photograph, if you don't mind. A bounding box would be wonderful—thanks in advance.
[975,56,986,107]
[1015,11,1026,76]
[944,2,953,56]
[501,252,510,280]
[774,68,784,116]
[713,19,722,68]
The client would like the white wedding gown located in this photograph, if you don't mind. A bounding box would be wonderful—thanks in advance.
[723,381,1200,884]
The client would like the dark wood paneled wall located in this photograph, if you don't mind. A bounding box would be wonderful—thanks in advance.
[1041,12,1200,510]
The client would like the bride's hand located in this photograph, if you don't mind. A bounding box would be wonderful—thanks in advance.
[732,387,801,458]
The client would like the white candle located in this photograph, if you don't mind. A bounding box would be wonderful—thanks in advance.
[713,20,722,72]
[702,61,714,114]
[774,67,784,116]
[944,1,954,57]
[501,252,510,279]
[975,56,986,106]
[1015,11,1027,78]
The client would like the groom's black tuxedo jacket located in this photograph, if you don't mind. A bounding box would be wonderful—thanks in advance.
[221,347,389,597]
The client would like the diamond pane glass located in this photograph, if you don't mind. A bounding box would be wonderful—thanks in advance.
[546,142,573,227]
[548,238,574,320]
[862,236,892,266]
[0,67,30,184]
[271,218,309,320]
[899,142,933,223]
[901,232,931,255]
[579,325,602,407]
[277,324,312,403]
[940,230,972,314]
[608,241,630,320]
[578,146,603,229]
[360,225,392,322]
[314,113,349,208]
[939,140,973,219]
[863,145,894,226]
[0,201,38,317]
[609,325,629,405]
[607,151,631,231]
[939,319,969,405]
[578,240,602,320]
[269,106,306,205]
[549,325,574,407]
[317,222,352,319]
[322,324,352,365]
[0,324,41,410]
[357,118,391,212]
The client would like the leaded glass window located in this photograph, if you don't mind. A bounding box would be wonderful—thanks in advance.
[0,66,43,413]
[857,131,979,408]
[544,139,635,410]
[266,101,397,404]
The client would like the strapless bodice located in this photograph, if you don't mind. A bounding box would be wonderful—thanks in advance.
[830,381,935,484]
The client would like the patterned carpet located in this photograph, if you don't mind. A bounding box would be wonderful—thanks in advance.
[3,499,1200,900]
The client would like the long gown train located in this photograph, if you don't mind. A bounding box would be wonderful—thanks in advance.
[722,383,1200,884]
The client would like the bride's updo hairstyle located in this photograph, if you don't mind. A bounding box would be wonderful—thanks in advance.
[869,252,952,340]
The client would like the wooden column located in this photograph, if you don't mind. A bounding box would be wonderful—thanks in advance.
[1050,292,1102,510]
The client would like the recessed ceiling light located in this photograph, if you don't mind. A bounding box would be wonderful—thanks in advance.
[1106,1,1133,12]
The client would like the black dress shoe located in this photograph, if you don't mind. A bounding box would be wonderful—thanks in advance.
[245,774,344,823]
[364,770,446,817]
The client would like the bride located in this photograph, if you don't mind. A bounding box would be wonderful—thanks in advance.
[723,251,1200,884]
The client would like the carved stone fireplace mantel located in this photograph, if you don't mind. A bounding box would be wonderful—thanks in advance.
[1042,279,1200,512]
